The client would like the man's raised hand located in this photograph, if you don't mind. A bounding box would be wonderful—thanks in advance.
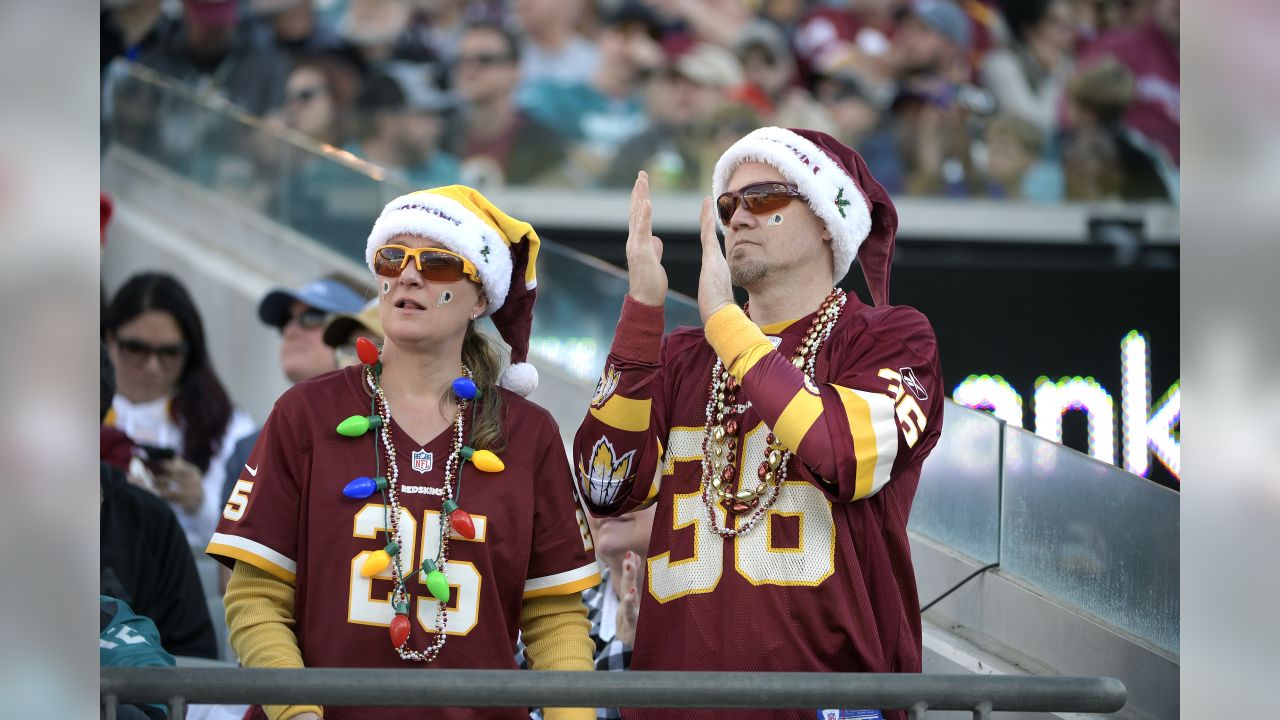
[697,196,735,324]
[625,171,668,307]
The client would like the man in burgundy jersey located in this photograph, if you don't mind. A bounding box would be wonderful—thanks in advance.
[211,186,600,720]
[574,127,944,720]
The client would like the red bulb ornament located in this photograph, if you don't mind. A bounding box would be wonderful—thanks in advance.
[356,337,380,366]
[442,499,476,540]
[389,612,410,647]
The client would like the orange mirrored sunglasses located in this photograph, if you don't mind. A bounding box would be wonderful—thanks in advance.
[716,182,805,225]
[373,245,481,284]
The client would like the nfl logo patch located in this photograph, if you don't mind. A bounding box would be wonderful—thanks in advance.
[411,450,433,474]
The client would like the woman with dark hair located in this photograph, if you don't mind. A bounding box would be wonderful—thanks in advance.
[210,187,598,720]
[279,53,363,147]
[980,0,1078,135]
[103,272,256,548]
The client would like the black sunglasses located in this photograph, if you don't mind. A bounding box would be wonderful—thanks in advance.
[286,86,326,105]
[115,337,188,365]
[456,53,513,68]
[283,307,328,332]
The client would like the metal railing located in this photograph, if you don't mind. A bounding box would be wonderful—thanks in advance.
[101,667,1126,719]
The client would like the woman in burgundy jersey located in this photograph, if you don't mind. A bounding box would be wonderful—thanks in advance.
[210,186,600,720]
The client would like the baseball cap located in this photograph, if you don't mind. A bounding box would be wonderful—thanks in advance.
[183,0,240,28]
[258,277,367,329]
[323,300,384,348]
[911,0,972,50]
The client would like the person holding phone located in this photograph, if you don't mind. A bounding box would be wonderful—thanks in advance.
[104,272,256,548]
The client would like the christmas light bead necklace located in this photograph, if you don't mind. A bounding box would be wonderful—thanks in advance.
[337,337,503,661]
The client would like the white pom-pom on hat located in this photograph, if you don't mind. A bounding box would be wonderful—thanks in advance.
[499,362,539,397]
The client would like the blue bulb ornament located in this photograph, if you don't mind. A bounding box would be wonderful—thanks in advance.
[452,377,479,401]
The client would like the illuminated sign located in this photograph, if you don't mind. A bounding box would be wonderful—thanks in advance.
[953,331,1180,481]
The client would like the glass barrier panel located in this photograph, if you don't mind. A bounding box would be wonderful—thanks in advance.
[910,403,1003,564]
[1001,426,1179,653]
[529,240,699,383]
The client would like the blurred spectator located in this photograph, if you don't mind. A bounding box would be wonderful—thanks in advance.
[521,4,663,185]
[101,344,217,661]
[245,0,344,59]
[277,54,363,147]
[100,596,177,719]
[734,21,794,116]
[583,504,660,687]
[102,272,257,548]
[605,44,742,191]
[517,502,659,719]
[1062,57,1174,201]
[881,0,999,196]
[102,0,170,72]
[981,0,1076,135]
[892,79,982,196]
[981,114,1064,201]
[759,0,811,32]
[336,0,438,77]
[814,72,904,193]
[514,0,600,86]
[136,0,291,115]
[258,275,370,382]
[323,299,386,367]
[350,72,460,187]
[639,0,751,50]
[412,0,489,66]
[733,21,837,133]
[887,0,975,85]
[453,22,568,188]
[1071,0,1149,43]
[1078,0,1178,165]
[220,276,367,512]
[792,0,900,87]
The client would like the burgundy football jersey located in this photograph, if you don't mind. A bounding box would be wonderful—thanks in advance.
[574,295,944,720]
[209,365,599,720]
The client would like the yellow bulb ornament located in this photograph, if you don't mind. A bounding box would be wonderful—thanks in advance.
[360,542,398,577]
[461,446,504,472]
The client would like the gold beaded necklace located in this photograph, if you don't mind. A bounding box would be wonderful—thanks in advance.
[699,288,846,537]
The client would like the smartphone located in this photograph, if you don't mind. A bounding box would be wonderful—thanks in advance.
[134,443,176,465]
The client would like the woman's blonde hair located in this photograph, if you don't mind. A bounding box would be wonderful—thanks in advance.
[455,323,507,453]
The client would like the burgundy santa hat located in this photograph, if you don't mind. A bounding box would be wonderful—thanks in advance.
[712,126,899,305]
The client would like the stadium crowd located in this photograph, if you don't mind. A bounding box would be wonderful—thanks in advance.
[102,0,1179,202]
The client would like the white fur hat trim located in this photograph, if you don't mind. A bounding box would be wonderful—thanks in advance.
[365,192,513,316]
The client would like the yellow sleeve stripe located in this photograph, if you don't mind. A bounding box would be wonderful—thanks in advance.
[207,533,297,585]
[705,304,770,367]
[833,386,899,499]
[772,389,825,451]
[589,394,652,433]
[523,563,602,598]
[726,342,775,380]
